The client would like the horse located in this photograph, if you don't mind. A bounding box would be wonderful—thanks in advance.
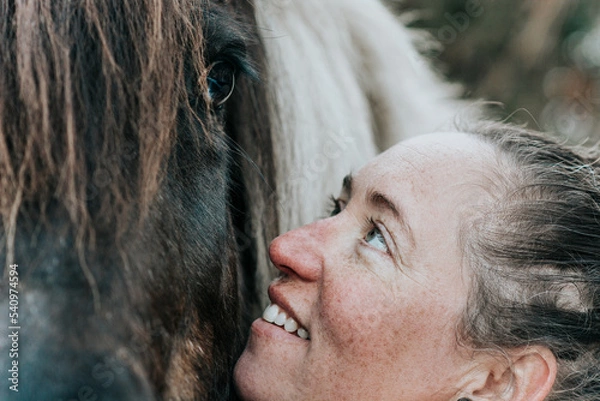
[0,0,461,399]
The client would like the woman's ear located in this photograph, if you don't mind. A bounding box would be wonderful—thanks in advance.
[465,346,557,401]
[505,346,557,401]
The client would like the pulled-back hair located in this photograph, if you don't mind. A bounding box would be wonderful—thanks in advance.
[460,122,600,400]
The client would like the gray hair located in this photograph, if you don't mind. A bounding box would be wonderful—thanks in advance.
[460,122,600,400]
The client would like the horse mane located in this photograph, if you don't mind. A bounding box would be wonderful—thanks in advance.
[0,0,210,268]
[247,0,465,303]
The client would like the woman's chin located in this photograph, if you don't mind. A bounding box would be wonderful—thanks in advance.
[234,350,282,401]
[234,319,308,401]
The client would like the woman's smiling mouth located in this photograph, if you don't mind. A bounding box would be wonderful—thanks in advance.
[262,303,310,340]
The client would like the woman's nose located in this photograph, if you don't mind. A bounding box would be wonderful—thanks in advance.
[268,220,328,281]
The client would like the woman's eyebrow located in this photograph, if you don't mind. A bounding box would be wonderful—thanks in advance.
[367,189,416,248]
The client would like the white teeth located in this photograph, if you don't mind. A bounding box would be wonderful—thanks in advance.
[262,304,279,323]
[284,318,298,333]
[297,328,309,340]
[274,312,287,326]
[261,303,310,340]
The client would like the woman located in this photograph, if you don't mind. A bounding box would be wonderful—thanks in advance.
[234,122,600,401]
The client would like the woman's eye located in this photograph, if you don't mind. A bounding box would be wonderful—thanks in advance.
[365,226,388,253]
[207,61,236,106]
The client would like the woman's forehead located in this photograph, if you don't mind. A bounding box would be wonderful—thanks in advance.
[388,132,488,159]
[352,132,496,204]
[365,132,493,176]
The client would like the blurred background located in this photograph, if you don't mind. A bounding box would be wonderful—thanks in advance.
[389,0,600,144]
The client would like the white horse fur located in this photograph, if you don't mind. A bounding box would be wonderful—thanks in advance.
[251,0,464,305]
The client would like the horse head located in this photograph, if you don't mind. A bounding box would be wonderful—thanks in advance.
[0,1,260,399]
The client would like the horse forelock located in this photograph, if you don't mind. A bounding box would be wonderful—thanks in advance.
[0,1,257,398]
[0,0,216,264]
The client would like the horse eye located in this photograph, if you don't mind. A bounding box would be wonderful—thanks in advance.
[207,61,236,106]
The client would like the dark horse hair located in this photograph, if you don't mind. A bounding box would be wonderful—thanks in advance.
[0,0,272,399]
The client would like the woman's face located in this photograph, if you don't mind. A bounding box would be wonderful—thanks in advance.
[235,133,495,401]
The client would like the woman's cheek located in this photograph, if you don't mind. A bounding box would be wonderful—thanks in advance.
[319,273,397,347]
